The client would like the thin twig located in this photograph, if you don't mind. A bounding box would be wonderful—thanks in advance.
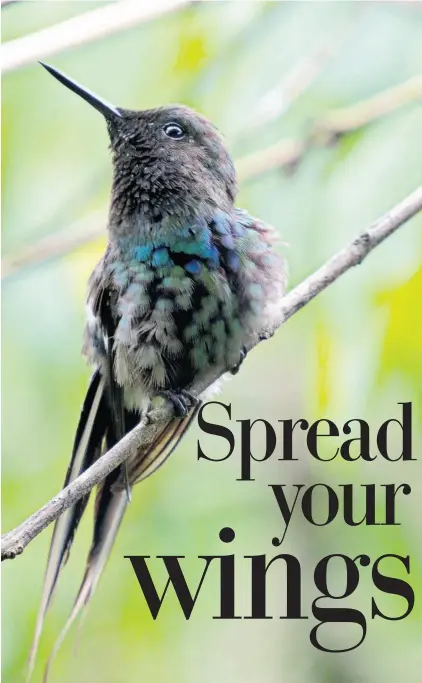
[242,38,343,132]
[1,0,190,73]
[314,74,422,140]
[241,3,368,136]
[279,186,422,322]
[2,209,107,279]
[237,138,306,181]
[2,186,421,562]
[238,74,422,180]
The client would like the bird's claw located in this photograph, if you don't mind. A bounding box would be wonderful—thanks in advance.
[259,330,273,341]
[158,389,198,417]
[230,347,247,375]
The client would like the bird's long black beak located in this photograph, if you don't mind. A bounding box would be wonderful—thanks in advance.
[39,62,122,121]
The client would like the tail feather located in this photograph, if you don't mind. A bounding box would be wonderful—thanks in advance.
[33,392,201,682]
[94,408,139,542]
[27,371,106,682]
[43,491,128,683]
[41,409,139,681]
[132,402,202,484]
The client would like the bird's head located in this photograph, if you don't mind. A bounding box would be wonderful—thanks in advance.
[40,63,237,226]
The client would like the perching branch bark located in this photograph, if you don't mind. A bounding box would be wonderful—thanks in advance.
[2,186,422,561]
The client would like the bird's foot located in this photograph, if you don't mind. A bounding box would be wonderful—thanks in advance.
[158,389,198,417]
[259,330,274,342]
[230,347,247,375]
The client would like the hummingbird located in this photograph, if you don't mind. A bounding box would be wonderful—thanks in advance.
[29,62,286,680]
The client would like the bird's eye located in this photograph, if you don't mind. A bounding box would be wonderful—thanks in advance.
[163,122,185,139]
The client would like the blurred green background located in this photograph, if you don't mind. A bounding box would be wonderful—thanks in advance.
[2,2,422,682]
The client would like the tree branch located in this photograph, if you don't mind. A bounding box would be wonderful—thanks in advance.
[2,209,107,279]
[241,35,346,133]
[313,75,422,140]
[1,0,190,73]
[279,186,422,322]
[2,186,421,562]
[237,75,422,180]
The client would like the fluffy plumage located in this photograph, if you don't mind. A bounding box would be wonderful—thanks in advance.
[30,67,286,682]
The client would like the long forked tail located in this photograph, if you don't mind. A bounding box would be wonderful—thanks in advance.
[42,488,128,683]
[27,369,106,682]
[32,398,201,682]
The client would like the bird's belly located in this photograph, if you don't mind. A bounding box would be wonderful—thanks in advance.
[84,282,246,411]
[112,309,243,397]
[84,240,282,412]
